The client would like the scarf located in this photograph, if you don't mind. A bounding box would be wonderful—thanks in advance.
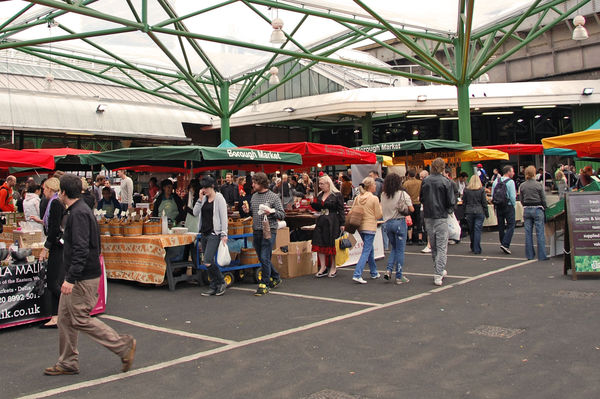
[43,193,58,229]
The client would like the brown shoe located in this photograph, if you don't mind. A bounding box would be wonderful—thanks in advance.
[121,338,136,372]
[44,365,79,376]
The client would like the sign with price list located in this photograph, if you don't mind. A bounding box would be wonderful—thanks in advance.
[565,192,600,280]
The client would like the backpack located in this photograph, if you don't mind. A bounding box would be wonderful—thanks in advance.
[492,178,509,207]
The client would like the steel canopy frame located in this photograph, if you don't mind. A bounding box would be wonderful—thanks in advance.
[0,0,592,145]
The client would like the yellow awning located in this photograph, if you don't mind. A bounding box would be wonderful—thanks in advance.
[542,130,600,158]
[457,149,509,162]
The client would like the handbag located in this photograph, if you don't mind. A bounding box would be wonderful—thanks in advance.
[405,215,413,227]
[399,191,412,216]
[337,232,353,250]
[344,203,364,234]
[262,214,272,240]
[334,239,350,266]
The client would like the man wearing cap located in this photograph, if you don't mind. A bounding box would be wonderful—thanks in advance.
[476,164,488,186]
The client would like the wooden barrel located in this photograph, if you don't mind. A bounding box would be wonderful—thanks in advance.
[122,223,143,237]
[143,222,161,235]
[242,217,253,234]
[99,223,111,236]
[109,223,123,236]
[228,218,244,236]
[240,248,259,265]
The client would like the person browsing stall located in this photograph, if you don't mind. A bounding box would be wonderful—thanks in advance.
[462,175,489,255]
[33,178,65,328]
[241,172,285,296]
[193,176,228,296]
[351,177,383,284]
[312,175,345,278]
[519,166,548,261]
[0,175,16,212]
[381,173,414,285]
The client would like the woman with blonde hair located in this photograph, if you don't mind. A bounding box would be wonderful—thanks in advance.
[312,175,345,277]
[519,165,548,261]
[462,175,489,254]
[351,177,383,284]
[31,178,65,328]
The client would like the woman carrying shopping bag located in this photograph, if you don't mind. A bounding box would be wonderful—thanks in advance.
[193,176,228,297]
[381,173,414,285]
[352,177,383,284]
[312,175,345,278]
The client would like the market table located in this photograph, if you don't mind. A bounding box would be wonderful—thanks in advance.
[100,233,196,285]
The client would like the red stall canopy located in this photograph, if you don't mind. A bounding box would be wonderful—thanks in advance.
[475,144,543,155]
[243,142,376,167]
[23,148,98,156]
[0,148,55,170]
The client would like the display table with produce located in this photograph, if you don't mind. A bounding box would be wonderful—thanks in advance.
[100,232,196,285]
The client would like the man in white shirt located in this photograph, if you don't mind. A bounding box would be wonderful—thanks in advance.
[117,170,133,212]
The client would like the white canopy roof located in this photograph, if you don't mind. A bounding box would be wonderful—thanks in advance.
[1,1,595,79]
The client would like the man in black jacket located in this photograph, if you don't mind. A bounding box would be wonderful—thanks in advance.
[420,158,456,286]
[220,172,239,207]
[44,174,136,376]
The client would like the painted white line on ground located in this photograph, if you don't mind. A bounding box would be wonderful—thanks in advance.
[99,314,236,345]
[335,268,472,279]
[404,252,527,260]
[229,286,380,307]
[19,259,535,399]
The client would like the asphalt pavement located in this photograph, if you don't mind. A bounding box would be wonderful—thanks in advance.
[4,227,599,399]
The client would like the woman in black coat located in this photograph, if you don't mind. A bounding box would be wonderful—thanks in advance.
[311,175,345,278]
[462,175,489,255]
[32,177,65,328]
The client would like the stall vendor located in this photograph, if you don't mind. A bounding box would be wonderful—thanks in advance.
[97,186,122,218]
[152,179,185,224]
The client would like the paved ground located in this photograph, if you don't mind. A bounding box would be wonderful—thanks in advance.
[5,227,600,399]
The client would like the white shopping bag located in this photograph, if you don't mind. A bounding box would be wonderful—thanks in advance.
[216,240,231,266]
[447,213,461,242]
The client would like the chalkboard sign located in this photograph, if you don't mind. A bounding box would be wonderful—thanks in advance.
[565,191,600,279]
[0,261,51,328]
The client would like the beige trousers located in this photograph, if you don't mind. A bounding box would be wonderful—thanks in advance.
[56,277,132,371]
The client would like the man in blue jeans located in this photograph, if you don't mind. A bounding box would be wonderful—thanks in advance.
[242,172,285,296]
[492,165,517,254]
[420,158,456,286]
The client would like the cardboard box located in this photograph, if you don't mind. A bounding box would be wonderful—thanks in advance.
[13,230,45,246]
[274,227,290,251]
[271,240,315,278]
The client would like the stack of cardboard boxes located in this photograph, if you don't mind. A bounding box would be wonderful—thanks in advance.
[271,227,316,278]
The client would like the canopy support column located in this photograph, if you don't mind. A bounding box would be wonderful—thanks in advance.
[219,81,230,143]
[457,83,473,174]
[361,112,373,145]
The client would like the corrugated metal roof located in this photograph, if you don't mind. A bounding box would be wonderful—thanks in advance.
[0,88,212,141]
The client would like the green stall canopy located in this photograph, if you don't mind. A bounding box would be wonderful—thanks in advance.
[355,139,472,154]
[79,145,302,170]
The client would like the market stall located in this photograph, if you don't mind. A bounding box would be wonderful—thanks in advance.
[81,145,303,288]
[9,148,98,174]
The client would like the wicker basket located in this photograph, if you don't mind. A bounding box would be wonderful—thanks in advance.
[109,223,123,236]
[122,222,143,237]
[240,248,259,265]
[228,218,244,236]
[242,217,253,234]
[143,222,161,235]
